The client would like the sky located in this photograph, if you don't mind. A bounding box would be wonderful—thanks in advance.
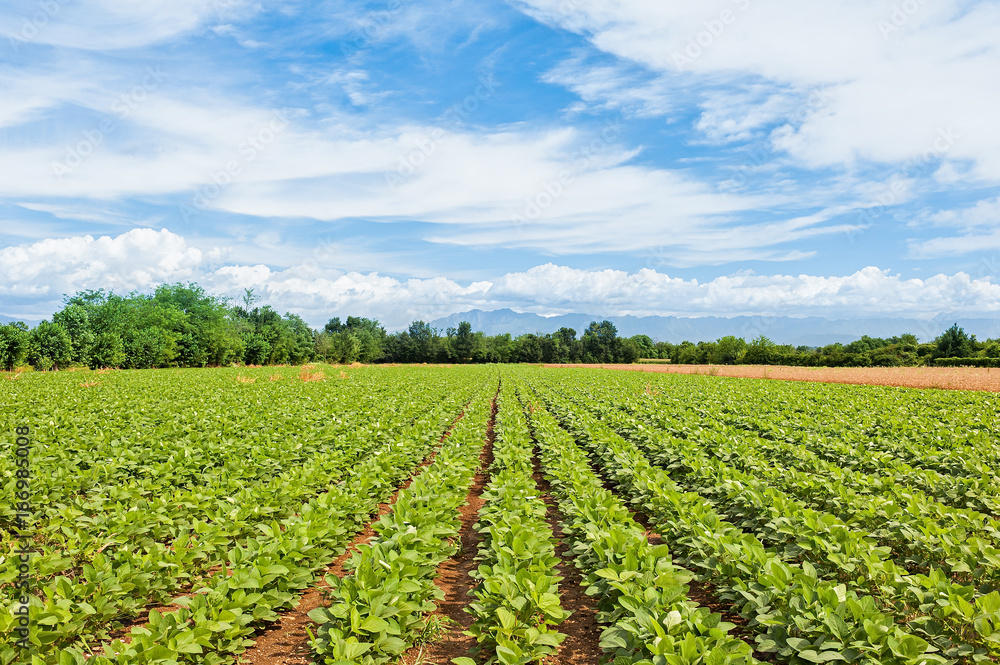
[1,0,999,329]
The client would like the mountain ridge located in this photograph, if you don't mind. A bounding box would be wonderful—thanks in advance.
[429,308,1000,346]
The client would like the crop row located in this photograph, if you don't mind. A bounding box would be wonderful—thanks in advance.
[307,380,497,664]
[587,387,1000,589]
[521,376,946,665]
[3,370,491,664]
[458,381,568,664]
[516,379,758,665]
[533,372,1000,583]
[0,367,403,508]
[623,373,1000,513]
[547,384,1000,663]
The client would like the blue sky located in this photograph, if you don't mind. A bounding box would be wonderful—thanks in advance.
[2,0,999,328]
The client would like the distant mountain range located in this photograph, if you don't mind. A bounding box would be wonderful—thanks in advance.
[4,309,996,347]
[430,309,1000,346]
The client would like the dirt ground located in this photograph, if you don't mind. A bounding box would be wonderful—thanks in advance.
[544,363,1000,392]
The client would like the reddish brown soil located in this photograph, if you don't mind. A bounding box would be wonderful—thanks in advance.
[682,576,773,657]
[545,363,1000,392]
[532,458,606,665]
[237,409,469,665]
[88,408,468,662]
[236,500,397,664]
[398,390,498,665]
[548,423,770,662]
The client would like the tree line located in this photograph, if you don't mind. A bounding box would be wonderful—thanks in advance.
[641,325,994,368]
[0,282,992,370]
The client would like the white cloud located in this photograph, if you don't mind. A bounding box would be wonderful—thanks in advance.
[911,231,1000,258]
[907,196,1000,258]
[207,265,495,329]
[3,229,998,327]
[695,85,809,144]
[542,58,676,117]
[15,202,138,225]
[1,0,251,51]
[487,264,1000,319]
[928,196,1000,230]
[516,0,1000,180]
[0,228,217,298]
[2,74,844,262]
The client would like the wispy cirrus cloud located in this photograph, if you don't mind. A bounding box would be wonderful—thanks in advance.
[2,0,1000,327]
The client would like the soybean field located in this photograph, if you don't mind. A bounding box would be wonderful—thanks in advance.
[2,364,1000,665]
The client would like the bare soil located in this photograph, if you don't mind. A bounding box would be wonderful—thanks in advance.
[531,456,607,665]
[545,363,1000,392]
[237,409,469,665]
[88,407,468,662]
[236,499,397,664]
[398,389,498,665]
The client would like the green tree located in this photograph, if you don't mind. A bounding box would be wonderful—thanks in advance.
[126,327,177,369]
[743,335,776,365]
[0,322,30,371]
[652,341,676,361]
[154,283,241,366]
[478,333,515,363]
[675,341,699,364]
[546,327,578,363]
[328,331,361,363]
[582,320,618,363]
[710,336,747,365]
[452,321,476,362]
[28,320,73,370]
[243,332,272,365]
[629,334,655,359]
[343,317,386,362]
[515,333,545,363]
[53,303,95,366]
[90,332,126,368]
[616,337,642,363]
[284,313,316,364]
[406,321,438,362]
[936,323,974,358]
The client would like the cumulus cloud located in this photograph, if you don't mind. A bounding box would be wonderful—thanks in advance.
[207,265,495,329]
[488,264,1000,319]
[0,228,219,298]
[2,229,998,327]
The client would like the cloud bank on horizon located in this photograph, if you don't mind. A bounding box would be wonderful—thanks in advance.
[1,0,998,327]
